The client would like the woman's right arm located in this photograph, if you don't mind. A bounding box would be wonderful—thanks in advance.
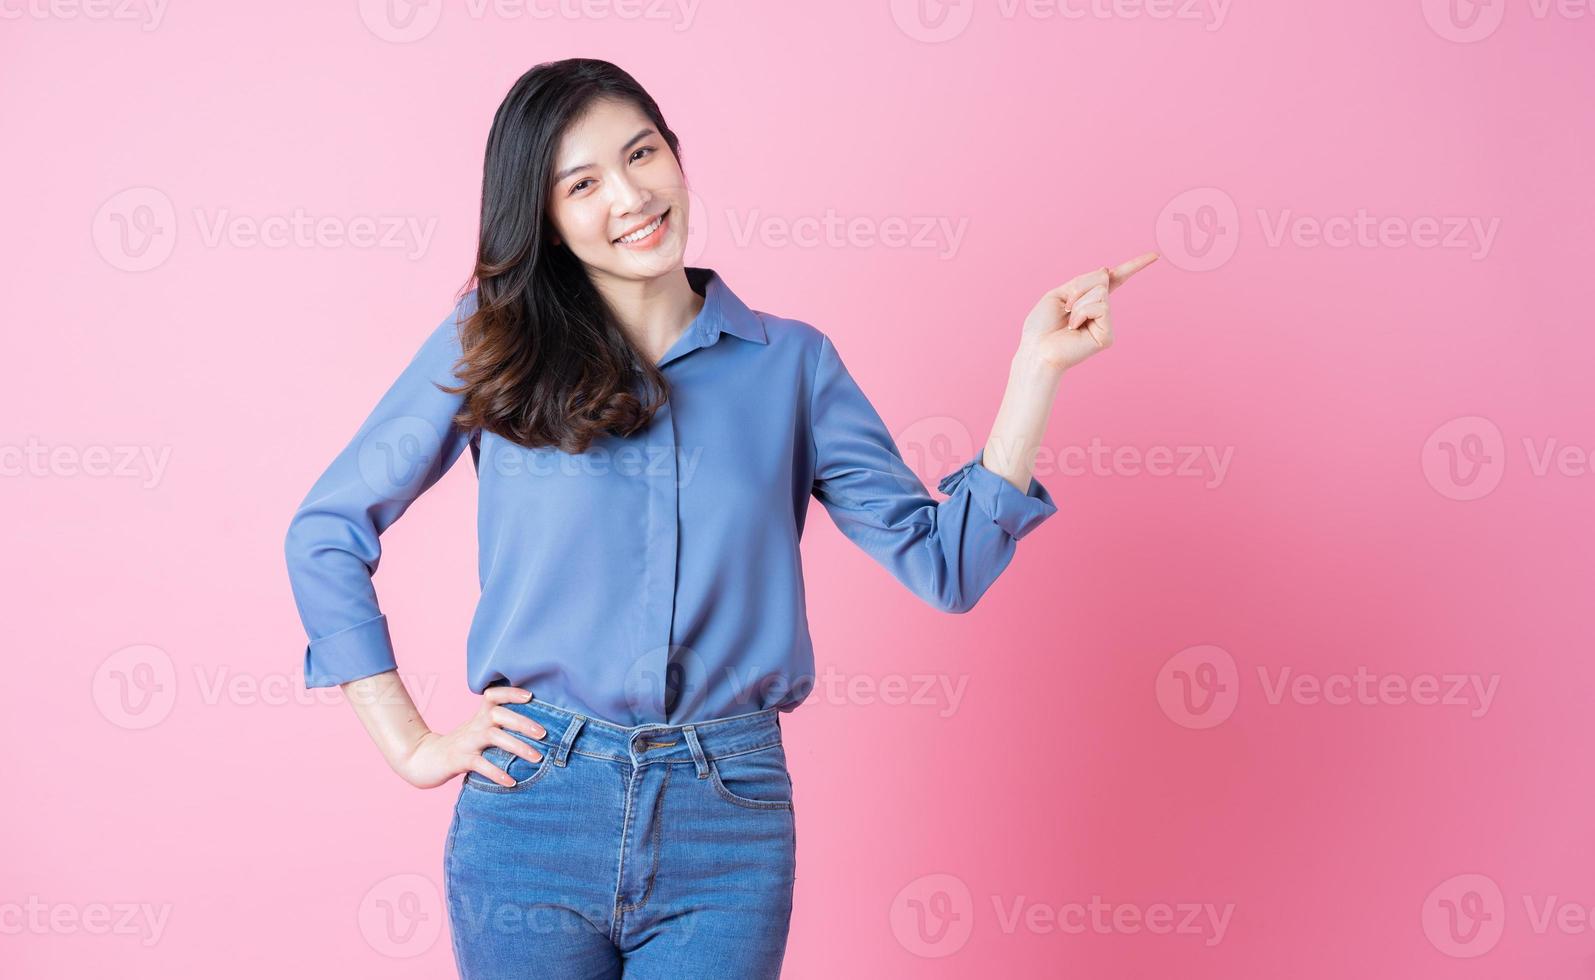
[282,293,544,788]
[283,296,476,689]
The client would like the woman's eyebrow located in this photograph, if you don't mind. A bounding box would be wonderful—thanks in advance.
[554,128,658,183]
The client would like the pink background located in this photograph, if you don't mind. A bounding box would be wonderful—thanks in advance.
[3,1,1591,976]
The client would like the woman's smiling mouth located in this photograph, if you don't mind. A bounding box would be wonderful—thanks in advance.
[613,207,669,247]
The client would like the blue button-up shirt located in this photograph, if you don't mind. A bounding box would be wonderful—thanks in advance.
[284,266,1058,725]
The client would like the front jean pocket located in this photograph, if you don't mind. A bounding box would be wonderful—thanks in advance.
[462,736,552,794]
[708,742,793,810]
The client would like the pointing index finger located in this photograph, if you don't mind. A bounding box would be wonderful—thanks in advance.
[1107,251,1159,291]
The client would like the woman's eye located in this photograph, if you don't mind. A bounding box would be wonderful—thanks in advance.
[566,148,654,195]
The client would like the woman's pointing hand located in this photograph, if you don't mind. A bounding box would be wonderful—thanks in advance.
[1021,251,1159,373]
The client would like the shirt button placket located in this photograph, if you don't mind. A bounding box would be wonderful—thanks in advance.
[639,399,680,722]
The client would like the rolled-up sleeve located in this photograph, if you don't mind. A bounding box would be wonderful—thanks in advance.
[284,294,477,688]
[808,332,1058,614]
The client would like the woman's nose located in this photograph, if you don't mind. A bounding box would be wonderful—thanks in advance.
[610,176,648,214]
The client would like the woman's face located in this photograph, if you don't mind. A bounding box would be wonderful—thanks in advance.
[546,98,688,282]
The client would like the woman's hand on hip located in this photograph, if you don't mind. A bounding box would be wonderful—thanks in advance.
[394,686,548,789]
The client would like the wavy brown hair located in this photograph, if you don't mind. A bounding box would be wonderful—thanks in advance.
[439,58,685,454]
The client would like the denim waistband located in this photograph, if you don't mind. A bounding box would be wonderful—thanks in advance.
[498,697,785,773]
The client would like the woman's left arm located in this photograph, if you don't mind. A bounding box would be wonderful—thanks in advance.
[808,251,1158,613]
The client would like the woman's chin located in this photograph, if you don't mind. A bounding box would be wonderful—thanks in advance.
[599,237,683,277]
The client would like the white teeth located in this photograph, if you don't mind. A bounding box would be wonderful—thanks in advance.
[616,213,664,244]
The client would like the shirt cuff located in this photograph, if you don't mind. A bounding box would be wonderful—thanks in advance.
[303,613,399,688]
[936,450,1059,541]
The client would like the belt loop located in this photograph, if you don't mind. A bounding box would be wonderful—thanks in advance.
[553,715,584,766]
[682,725,709,779]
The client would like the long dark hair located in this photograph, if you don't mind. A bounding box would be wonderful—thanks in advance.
[440,58,685,454]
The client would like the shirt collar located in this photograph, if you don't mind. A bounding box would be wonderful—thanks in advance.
[687,266,769,346]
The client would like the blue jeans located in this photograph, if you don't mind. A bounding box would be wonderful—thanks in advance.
[444,698,798,978]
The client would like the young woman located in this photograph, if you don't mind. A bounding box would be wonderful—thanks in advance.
[284,58,1155,980]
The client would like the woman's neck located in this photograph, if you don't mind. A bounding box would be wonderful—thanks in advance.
[593,266,705,366]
